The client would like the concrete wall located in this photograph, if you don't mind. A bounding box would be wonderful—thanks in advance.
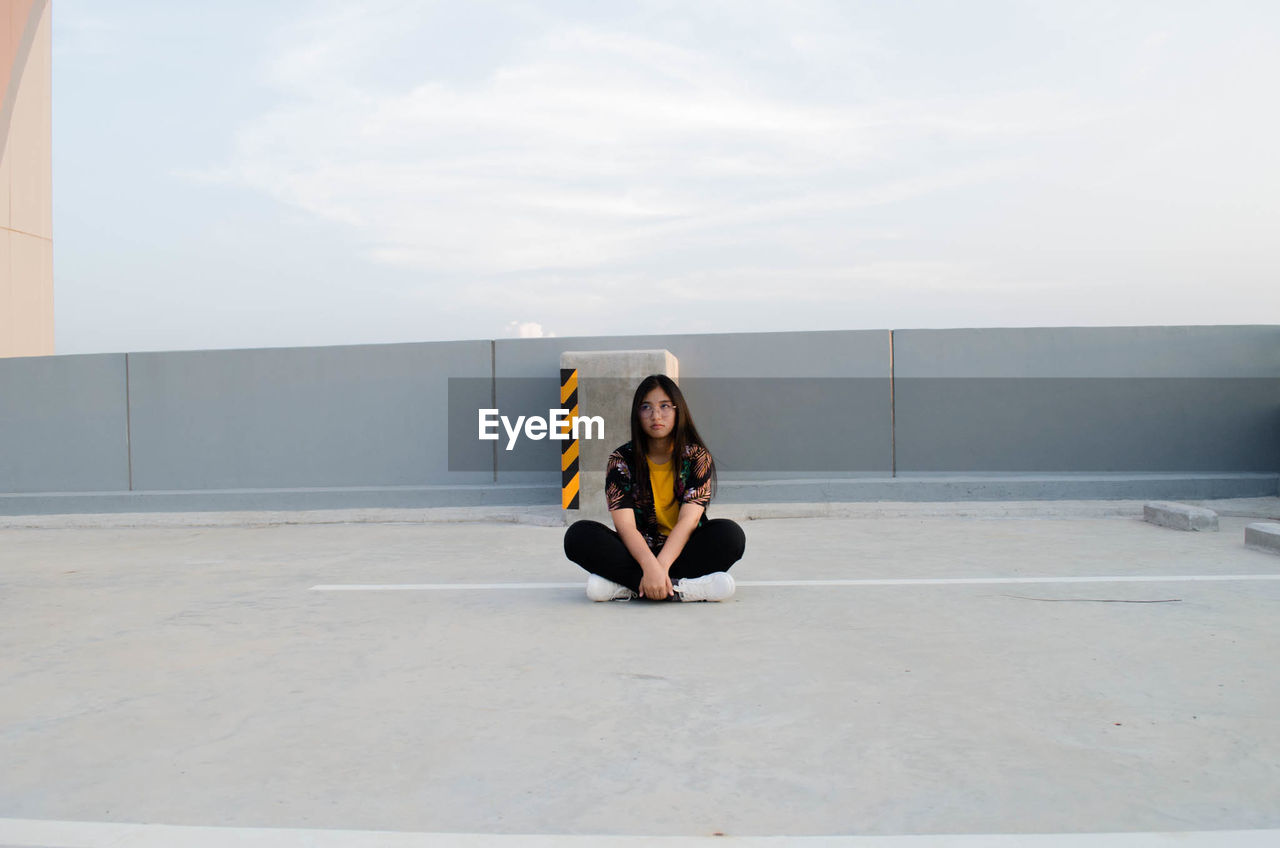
[1,0,53,358]
[126,341,493,491]
[0,353,128,492]
[894,326,1280,472]
[0,326,1277,512]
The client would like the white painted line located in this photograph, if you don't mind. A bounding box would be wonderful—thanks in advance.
[312,582,585,591]
[311,574,1280,591]
[742,574,1280,587]
[0,818,1277,847]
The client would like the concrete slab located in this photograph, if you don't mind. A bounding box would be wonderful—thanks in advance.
[1186,497,1280,520]
[1143,501,1219,531]
[1244,522,1280,555]
[2,513,1279,841]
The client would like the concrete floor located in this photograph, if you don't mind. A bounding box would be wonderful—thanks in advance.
[2,506,1279,845]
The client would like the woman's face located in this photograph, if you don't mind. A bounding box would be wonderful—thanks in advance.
[638,386,676,441]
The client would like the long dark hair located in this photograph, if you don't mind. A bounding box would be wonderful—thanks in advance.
[628,374,716,504]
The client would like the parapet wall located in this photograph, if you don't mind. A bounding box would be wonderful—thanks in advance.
[0,326,1277,512]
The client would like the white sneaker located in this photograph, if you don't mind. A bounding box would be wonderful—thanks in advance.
[586,574,638,602]
[672,572,735,602]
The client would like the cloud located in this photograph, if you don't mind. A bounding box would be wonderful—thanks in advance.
[189,0,1280,331]
[202,2,1105,282]
[54,0,1280,357]
[506,321,555,338]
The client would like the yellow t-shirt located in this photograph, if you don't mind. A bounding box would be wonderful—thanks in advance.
[647,456,679,535]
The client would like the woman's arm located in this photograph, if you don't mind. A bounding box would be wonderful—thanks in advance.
[610,507,672,599]
[655,502,705,571]
[656,444,712,570]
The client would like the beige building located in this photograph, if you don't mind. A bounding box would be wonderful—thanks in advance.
[1,0,52,358]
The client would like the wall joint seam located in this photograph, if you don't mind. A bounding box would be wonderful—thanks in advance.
[889,329,896,477]
[490,340,497,483]
[125,354,134,491]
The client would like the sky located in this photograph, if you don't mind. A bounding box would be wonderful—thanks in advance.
[52,0,1280,354]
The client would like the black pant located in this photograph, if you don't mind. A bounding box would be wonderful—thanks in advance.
[563,518,746,592]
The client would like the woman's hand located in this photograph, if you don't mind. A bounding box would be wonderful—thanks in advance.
[656,503,705,572]
[612,508,673,600]
[639,563,673,600]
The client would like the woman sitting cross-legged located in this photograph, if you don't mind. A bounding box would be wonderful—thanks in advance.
[563,374,745,602]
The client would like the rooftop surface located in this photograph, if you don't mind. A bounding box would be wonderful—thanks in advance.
[2,500,1279,847]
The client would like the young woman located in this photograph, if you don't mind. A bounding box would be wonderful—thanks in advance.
[563,374,745,602]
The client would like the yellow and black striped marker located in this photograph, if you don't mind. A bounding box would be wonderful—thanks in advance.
[560,368,580,509]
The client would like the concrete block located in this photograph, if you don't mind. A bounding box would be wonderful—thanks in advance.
[560,349,677,524]
[1143,501,1219,531]
[1245,522,1280,554]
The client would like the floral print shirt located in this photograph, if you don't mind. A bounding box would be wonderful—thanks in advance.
[605,441,714,554]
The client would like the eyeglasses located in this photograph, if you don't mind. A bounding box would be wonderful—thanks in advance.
[639,402,677,417]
